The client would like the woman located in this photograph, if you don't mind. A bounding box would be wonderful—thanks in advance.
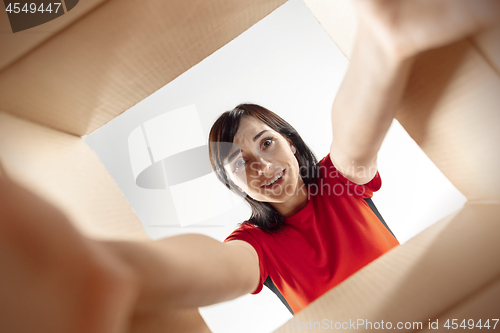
[208,104,399,314]
[201,0,500,315]
[1,0,498,332]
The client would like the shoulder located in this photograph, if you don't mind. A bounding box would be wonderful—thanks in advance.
[224,221,262,242]
[316,153,342,180]
[318,154,331,167]
[237,221,261,233]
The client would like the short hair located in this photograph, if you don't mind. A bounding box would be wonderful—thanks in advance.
[208,103,319,232]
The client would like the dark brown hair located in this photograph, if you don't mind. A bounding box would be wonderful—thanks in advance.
[208,104,319,232]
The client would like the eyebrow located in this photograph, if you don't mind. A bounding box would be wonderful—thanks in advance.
[252,130,269,142]
[226,130,270,163]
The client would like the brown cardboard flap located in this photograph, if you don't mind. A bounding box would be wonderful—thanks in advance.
[471,23,500,77]
[0,0,286,137]
[397,40,500,201]
[0,156,5,177]
[419,277,500,332]
[0,111,148,240]
[0,0,107,72]
[274,203,500,332]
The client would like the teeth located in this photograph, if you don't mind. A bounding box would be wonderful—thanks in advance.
[265,171,283,186]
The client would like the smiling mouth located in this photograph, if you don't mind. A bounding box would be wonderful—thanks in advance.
[261,169,285,187]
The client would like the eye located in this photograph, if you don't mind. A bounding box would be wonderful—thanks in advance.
[233,159,245,172]
[262,137,274,149]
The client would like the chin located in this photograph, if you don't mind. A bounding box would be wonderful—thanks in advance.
[267,185,298,202]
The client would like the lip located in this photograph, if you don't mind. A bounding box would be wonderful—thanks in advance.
[261,169,286,188]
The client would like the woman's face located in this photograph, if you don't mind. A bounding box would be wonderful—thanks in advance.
[223,116,304,204]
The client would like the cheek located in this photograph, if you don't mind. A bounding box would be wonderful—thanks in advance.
[233,172,264,196]
[235,175,248,190]
[228,171,250,191]
[224,168,242,188]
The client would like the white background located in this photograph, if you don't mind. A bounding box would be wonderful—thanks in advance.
[84,0,466,331]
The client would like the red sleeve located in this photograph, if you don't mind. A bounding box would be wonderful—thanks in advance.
[223,223,268,294]
[318,154,382,198]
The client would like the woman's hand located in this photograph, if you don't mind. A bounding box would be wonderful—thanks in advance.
[353,0,500,60]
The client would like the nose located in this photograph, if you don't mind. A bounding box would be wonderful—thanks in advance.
[256,157,272,176]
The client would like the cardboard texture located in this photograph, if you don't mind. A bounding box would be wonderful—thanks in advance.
[471,24,500,76]
[0,0,499,331]
[0,111,148,240]
[418,278,500,332]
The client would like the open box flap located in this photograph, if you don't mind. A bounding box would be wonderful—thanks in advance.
[0,111,148,240]
[0,0,287,137]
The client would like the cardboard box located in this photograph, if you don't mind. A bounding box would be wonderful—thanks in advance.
[1,0,499,331]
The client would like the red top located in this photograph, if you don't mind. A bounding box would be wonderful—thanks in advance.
[224,154,400,314]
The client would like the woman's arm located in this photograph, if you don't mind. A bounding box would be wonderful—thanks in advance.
[0,175,260,333]
[102,236,260,311]
[330,0,500,185]
[330,25,413,185]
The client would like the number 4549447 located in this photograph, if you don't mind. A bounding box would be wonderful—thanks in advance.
[444,319,498,330]
[5,3,62,14]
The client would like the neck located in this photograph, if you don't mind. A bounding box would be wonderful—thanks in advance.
[271,177,308,217]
